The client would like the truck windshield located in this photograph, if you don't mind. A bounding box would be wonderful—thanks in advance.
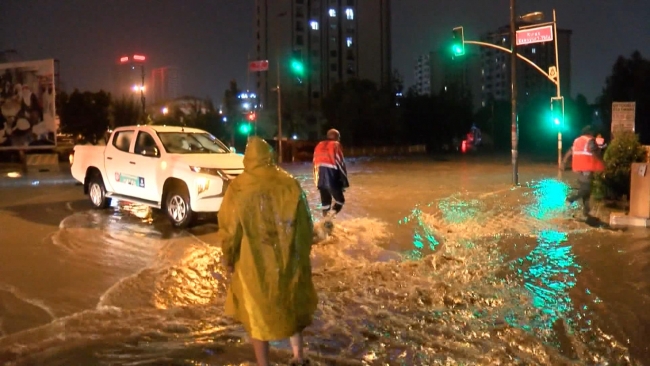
[157,132,230,154]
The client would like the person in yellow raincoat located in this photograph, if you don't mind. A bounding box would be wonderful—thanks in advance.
[217,137,318,366]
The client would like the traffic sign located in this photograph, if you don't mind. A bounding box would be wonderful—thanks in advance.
[611,102,636,134]
[248,60,269,72]
[515,25,553,46]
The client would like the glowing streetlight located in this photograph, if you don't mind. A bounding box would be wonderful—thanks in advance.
[162,107,169,115]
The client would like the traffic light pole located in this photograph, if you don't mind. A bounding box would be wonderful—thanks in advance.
[553,9,562,173]
[276,59,283,164]
[461,8,564,179]
[510,0,519,186]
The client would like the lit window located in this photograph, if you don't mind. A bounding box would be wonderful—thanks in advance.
[310,20,319,30]
[532,48,536,54]
[329,9,336,17]
[345,8,354,20]
[346,37,353,47]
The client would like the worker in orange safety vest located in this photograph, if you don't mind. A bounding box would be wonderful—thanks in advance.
[313,129,349,218]
[561,125,605,217]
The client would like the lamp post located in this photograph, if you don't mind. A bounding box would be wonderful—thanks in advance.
[272,57,283,163]
[509,0,519,186]
[140,64,146,117]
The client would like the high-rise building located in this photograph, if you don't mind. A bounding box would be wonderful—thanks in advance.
[479,23,572,107]
[254,0,391,138]
[112,54,147,99]
[414,54,432,96]
[150,66,180,104]
[418,50,482,111]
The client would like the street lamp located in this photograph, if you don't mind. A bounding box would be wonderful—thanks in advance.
[510,0,518,186]
[162,107,169,115]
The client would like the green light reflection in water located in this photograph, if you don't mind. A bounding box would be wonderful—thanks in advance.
[399,205,440,260]
[438,196,483,223]
[511,230,582,331]
[509,179,583,332]
[523,179,571,220]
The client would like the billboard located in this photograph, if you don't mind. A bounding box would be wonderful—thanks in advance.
[611,102,636,134]
[0,59,56,150]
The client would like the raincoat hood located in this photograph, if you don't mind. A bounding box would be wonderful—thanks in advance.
[243,137,275,171]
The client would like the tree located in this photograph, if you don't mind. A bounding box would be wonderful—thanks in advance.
[594,131,647,200]
[59,89,111,144]
[321,78,398,146]
[222,80,242,146]
[597,51,650,143]
[110,95,142,128]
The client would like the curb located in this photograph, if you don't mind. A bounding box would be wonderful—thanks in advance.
[0,174,78,188]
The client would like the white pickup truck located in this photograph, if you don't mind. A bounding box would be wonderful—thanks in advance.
[70,125,244,228]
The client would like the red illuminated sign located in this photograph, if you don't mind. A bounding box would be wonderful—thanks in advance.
[133,54,146,61]
[120,56,129,63]
[515,25,553,46]
[248,60,269,72]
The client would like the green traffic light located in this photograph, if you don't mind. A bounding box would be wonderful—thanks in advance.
[553,118,560,125]
[238,123,252,134]
[291,59,305,75]
[452,44,465,56]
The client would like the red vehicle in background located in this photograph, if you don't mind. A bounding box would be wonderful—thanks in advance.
[461,125,482,153]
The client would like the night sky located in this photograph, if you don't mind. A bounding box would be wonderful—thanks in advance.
[2,0,648,104]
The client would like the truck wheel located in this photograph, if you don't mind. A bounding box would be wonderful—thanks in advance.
[166,187,193,228]
[88,175,111,209]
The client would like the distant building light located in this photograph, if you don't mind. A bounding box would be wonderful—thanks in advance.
[329,9,336,17]
[240,92,249,99]
[250,93,256,98]
[310,20,319,30]
[346,37,353,47]
[133,54,146,61]
[345,8,354,20]
[292,134,298,140]
[120,56,129,63]
[242,102,251,110]
[222,117,227,122]
[532,48,536,54]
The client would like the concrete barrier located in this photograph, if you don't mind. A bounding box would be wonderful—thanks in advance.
[25,154,60,174]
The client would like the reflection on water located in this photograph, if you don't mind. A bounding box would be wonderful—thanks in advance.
[398,205,441,260]
[511,230,582,331]
[438,196,483,223]
[524,179,571,220]
[0,174,642,364]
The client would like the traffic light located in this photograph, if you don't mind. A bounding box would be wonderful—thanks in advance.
[238,123,252,135]
[290,49,305,76]
[247,112,256,121]
[452,26,465,56]
[551,97,564,126]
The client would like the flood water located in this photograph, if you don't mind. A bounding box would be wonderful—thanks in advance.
[0,157,649,365]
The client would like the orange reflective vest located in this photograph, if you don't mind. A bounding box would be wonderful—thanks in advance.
[572,135,604,172]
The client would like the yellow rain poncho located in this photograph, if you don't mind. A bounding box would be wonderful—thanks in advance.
[218,137,318,341]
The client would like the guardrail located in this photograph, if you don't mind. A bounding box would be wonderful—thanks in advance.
[345,144,427,157]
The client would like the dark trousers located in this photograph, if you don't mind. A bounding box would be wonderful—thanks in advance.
[567,172,592,215]
[319,188,345,216]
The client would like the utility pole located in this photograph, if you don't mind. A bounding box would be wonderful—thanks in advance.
[140,64,146,119]
[553,9,562,172]
[276,59,283,163]
[510,0,519,186]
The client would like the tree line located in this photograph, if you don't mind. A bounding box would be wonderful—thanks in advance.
[58,51,649,153]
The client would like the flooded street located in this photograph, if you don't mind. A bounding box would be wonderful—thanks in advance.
[0,156,649,365]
